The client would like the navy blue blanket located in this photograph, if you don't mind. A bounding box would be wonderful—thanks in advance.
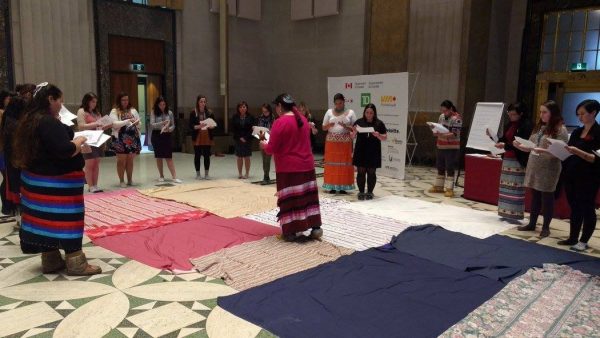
[390,225,600,283]
[219,247,504,338]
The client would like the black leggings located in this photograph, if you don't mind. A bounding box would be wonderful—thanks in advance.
[357,167,377,193]
[565,179,599,243]
[528,189,554,229]
[194,146,211,171]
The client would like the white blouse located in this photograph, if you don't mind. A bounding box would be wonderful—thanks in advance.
[322,109,356,134]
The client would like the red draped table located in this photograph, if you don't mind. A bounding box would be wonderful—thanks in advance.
[463,154,600,219]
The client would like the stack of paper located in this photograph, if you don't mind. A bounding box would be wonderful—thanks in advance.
[200,118,217,130]
[59,105,77,126]
[73,130,111,147]
[356,126,375,133]
[97,115,114,127]
[253,126,270,142]
[331,116,351,125]
[426,122,449,133]
[489,145,505,156]
[593,149,600,157]
[546,138,573,161]
[514,136,536,149]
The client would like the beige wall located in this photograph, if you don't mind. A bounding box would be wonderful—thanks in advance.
[408,0,464,113]
[11,0,96,107]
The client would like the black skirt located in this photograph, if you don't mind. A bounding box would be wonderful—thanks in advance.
[353,136,382,168]
[151,130,173,159]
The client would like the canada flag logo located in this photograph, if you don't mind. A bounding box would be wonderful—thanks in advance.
[344,83,353,89]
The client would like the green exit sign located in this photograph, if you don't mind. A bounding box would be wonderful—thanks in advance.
[130,63,145,72]
[571,62,587,72]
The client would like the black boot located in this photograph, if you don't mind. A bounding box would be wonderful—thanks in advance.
[517,223,536,231]
[539,226,550,238]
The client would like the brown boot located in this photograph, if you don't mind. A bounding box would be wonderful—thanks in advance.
[41,250,65,273]
[65,251,101,276]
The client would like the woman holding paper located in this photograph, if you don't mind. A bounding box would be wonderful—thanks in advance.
[232,101,255,179]
[189,95,216,180]
[429,100,462,197]
[558,99,600,251]
[322,93,356,194]
[492,102,533,221]
[150,96,180,183]
[77,92,110,193]
[259,93,322,241]
[352,103,387,200]
[12,83,101,275]
[110,92,141,188]
[513,100,568,238]
[256,103,275,184]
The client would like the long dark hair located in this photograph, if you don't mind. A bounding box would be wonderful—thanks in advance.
[362,103,378,122]
[80,92,99,115]
[576,99,600,118]
[196,95,208,113]
[273,93,303,128]
[114,92,131,111]
[13,84,63,169]
[153,96,168,116]
[0,90,15,110]
[16,83,35,102]
[535,100,563,137]
[440,100,457,112]
[236,101,249,116]
[0,96,26,151]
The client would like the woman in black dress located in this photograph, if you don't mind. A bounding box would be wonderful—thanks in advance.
[231,101,255,179]
[352,103,387,200]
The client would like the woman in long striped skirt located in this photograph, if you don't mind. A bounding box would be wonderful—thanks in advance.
[492,103,532,221]
[13,83,101,275]
[322,93,356,194]
[260,93,322,242]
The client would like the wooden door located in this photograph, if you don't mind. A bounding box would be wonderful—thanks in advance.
[109,73,138,113]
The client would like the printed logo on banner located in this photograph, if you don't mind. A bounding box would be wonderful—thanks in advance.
[380,96,397,106]
[360,93,371,107]
[389,137,404,145]
[344,83,353,89]
[387,146,400,155]
[387,128,400,134]
[384,165,400,172]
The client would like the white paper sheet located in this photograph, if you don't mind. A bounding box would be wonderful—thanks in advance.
[200,118,217,130]
[514,136,536,149]
[593,149,600,157]
[97,115,114,127]
[87,134,111,147]
[546,138,573,161]
[466,102,505,151]
[426,122,449,134]
[59,105,77,126]
[356,126,375,133]
[253,132,270,142]
[74,130,104,144]
[489,145,506,156]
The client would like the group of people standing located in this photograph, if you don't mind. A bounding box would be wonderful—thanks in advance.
[490,99,600,252]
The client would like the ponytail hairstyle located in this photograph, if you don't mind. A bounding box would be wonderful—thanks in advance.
[576,99,600,118]
[13,83,63,169]
[440,100,457,113]
[273,93,303,128]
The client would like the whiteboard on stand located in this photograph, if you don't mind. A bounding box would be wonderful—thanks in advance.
[466,102,505,151]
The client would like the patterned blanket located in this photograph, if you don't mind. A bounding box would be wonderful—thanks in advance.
[244,198,412,251]
[191,236,353,290]
[84,189,208,239]
[441,264,600,337]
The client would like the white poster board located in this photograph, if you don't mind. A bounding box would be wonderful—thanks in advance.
[466,102,505,151]
[327,73,409,179]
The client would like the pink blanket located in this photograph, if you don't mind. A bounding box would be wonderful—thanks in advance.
[84,189,208,239]
[93,215,281,272]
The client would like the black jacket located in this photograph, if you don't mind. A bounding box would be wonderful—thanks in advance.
[188,110,216,141]
[231,114,255,141]
[498,119,533,167]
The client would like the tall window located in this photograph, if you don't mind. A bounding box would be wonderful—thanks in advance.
[540,8,600,72]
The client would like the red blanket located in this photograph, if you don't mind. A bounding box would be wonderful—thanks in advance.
[84,189,208,239]
[93,215,281,272]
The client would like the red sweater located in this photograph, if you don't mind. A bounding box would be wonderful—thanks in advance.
[264,114,315,173]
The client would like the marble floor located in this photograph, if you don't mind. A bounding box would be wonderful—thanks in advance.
[0,152,598,337]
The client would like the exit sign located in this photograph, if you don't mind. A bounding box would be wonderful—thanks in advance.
[571,62,587,72]
[130,63,145,72]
